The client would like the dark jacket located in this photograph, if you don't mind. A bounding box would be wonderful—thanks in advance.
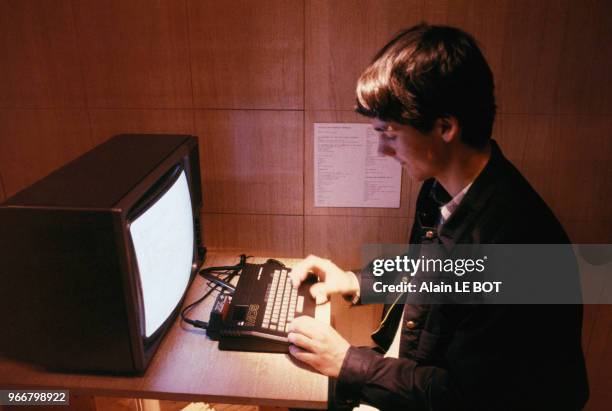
[334,141,589,410]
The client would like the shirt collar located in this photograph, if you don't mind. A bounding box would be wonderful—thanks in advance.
[439,182,473,225]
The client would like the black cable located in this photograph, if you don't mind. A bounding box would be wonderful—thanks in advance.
[180,254,249,329]
[180,285,219,329]
[199,254,250,274]
[201,272,236,293]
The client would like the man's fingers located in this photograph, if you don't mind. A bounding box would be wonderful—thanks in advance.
[288,345,317,366]
[289,255,334,288]
[287,332,319,352]
[288,256,315,288]
[288,315,321,339]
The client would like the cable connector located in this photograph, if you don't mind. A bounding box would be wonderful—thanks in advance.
[206,293,232,340]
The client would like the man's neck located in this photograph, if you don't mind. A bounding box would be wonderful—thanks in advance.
[436,141,491,197]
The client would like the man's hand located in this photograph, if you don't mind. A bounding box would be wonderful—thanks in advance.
[289,255,360,304]
[287,316,350,378]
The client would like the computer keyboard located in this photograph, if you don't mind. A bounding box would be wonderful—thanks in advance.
[217,260,316,353]
[262,268,304,332]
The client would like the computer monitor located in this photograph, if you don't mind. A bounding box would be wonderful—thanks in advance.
[0,134,205,373]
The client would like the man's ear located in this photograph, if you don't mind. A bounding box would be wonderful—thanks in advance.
[435,116,460,143]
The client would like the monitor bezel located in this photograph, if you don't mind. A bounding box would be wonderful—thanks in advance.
[125,159,198,348]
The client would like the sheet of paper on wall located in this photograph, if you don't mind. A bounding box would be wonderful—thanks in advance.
[314,123,402,208]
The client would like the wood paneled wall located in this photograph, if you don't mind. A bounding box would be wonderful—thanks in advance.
[1,1,611,408]
[3,0,609,256]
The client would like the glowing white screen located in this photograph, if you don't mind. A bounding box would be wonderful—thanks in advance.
[129,170,194,338]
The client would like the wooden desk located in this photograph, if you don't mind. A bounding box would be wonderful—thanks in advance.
[0,252,330,409]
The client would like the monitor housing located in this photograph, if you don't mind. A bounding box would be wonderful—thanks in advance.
[0,134,204,373]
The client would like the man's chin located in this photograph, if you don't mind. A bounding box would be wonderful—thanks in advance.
[404,167,430,182]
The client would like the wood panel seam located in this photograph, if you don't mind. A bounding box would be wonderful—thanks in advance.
[68,0,90,111]
[1,108,610,116]
[202,211,303,217]
[202,212,414,219]
[184,0,197,136]
[302,0,306,258]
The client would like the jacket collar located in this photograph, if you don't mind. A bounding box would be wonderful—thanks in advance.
[429,140,506,248]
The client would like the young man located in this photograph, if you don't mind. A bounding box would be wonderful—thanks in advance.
[287,24,589,410]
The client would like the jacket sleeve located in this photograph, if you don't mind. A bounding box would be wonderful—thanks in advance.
[335,345,465,411]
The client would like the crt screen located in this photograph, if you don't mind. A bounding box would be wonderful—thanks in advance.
[129,170,194,338]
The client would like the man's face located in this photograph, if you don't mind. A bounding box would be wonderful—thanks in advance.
[372,118,448,181]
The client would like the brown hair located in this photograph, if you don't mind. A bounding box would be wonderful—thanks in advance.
[355,23,496,148]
